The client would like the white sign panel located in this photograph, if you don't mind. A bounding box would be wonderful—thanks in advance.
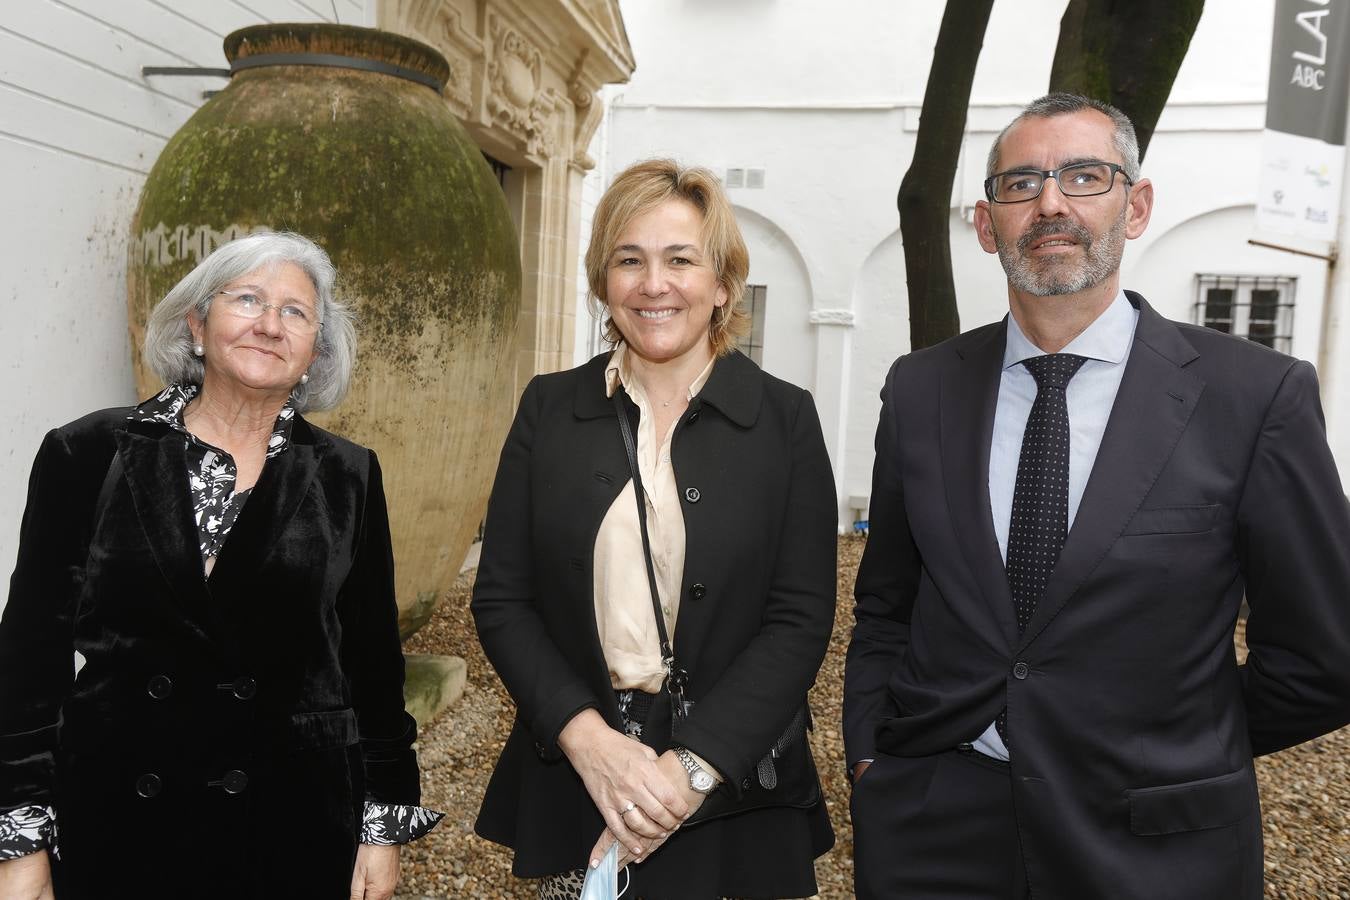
[1256,0,1350,242]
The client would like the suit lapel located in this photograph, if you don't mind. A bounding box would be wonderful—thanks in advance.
[116,427,213,610]
[1019,296,1204,649]
[209,419,324,583]
[573,353,638,719]
[941,321,1019,651]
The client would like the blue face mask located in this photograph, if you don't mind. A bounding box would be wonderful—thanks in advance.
[580,841,630,900]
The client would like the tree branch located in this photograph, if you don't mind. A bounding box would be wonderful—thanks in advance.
[898,0,996,350]
[1050,0,1205,158]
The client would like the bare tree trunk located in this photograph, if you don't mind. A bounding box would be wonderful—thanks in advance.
[899,0,995,350]
[1050,0,1205,159]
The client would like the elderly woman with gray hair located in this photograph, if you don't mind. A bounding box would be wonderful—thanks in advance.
[0,232,439,900]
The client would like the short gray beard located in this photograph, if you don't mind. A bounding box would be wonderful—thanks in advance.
[994,206,1127,296]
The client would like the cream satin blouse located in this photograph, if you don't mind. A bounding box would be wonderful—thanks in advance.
[595,344,714,694]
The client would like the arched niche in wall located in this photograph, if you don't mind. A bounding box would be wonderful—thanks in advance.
[842,211,1010,509]
[844,227,907,505]
[734,205,815,389]
[1128,204,1328,361]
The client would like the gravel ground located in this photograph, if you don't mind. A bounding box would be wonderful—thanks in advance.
[397,536,1349,899]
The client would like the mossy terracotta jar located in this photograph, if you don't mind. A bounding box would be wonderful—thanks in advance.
[127,23,520,638]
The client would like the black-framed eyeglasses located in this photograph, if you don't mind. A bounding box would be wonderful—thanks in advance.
[984,161,1133,204]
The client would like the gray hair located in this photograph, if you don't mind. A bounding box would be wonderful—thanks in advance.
[986,92,1142,183]
[142,231,356,412]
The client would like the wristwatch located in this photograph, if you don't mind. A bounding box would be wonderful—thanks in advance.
[674,746,717,794]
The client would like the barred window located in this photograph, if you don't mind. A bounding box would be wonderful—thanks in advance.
[1193,275,1295,352]
[736,284,767,366]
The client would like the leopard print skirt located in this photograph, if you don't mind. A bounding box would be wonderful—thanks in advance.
[535,870,749,900]
[537,869,590,899]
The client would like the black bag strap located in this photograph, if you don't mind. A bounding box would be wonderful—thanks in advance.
[612,389,687,701]
[94,449,124,531]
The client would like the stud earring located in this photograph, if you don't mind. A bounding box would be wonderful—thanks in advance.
[193,343,205,357]
[299,372,310,385]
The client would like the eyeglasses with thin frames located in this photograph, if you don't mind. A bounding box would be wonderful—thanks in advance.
[213,289,321,335]
[984,161,1133,204]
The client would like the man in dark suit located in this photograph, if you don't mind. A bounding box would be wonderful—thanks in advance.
[843,93,1350,899]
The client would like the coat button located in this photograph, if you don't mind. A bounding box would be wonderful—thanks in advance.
[146,675,173,700]
[534,741,547,758]
[217,677,257,699]
[684,487,701,503]
[1012,661,1030,680]
[135,773,162,798]
[687,409,700,424]
[222,769,249,794]
[690,583,707,600]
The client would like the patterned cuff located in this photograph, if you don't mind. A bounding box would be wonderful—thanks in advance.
[0,805,56,860]
[359,802,444,845]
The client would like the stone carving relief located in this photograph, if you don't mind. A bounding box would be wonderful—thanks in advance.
[432,6,481,117]
[379,1,480,118]
[441,54,473,113]
[487,15,551,155]
[384,0,441,36]
[567,49,603,171]
[131,222,265,268]
[381,0,630,167]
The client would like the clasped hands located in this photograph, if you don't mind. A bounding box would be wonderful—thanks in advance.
[558,709,709,870]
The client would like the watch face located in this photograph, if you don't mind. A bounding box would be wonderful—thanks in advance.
[691,769,716,793]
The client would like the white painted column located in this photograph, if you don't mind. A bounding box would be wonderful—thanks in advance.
[1321,273,1350,486]
[809,309,854,532]
[1316,95,1350,490]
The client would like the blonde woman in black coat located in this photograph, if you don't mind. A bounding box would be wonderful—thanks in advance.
[473,160,836,899]
[0,232,439,900]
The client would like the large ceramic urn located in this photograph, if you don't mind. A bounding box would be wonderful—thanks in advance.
[127,24,521,638]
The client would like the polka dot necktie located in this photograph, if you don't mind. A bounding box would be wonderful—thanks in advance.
[996,353,1087,747]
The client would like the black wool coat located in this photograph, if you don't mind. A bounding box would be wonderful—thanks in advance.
[473,350,837,898]
[0,407,420,899]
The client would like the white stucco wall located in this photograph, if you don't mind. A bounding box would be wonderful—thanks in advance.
[586,0,1348,528]
[6,0,1345,588]
[0,0,371,600]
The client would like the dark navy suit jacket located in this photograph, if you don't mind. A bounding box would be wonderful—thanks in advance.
[844,293,1350,898]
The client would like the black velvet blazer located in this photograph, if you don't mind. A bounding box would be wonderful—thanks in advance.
[473,351,837,897]
[0,406,419,898]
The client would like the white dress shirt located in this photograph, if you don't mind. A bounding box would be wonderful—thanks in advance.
[972,290,1139,761]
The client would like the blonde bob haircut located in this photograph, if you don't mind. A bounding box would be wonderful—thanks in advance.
[585,159,750,357]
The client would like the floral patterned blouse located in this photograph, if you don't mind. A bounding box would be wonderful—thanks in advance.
[0,384,442,860]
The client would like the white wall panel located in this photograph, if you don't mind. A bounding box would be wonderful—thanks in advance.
[2,5,207,115]
[0,84,163,173]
